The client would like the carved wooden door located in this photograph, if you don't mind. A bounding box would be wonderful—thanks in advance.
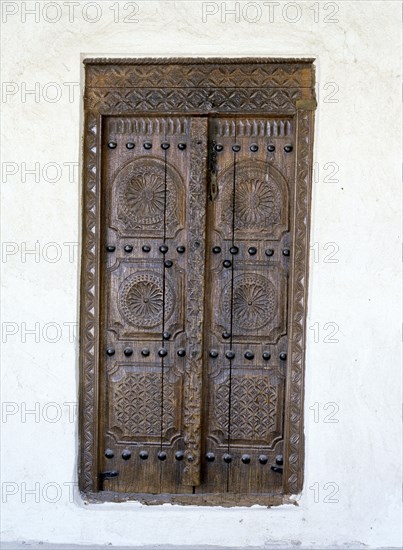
[199,117,292,498]
[100,116,208,494]
[99,114,293,500]
[80,58,316,505]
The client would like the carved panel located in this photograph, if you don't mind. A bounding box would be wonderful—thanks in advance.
[112,156,184,237]
[85,88,302,114]
[222,273,276,332]
[85,59,314,89]
[118,272,174,329]
[109,368,178,443]
[216,159,289,242]
[212,374,279,444]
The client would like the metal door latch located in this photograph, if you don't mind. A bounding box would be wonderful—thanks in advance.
[270,455,283,474]
[209,140,218,201]
[100,470,119,481]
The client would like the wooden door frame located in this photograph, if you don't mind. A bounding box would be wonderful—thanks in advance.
[79,57,316,504]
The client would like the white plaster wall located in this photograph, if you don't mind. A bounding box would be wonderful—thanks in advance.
[1,1,401,548]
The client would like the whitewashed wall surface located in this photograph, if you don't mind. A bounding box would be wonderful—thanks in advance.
[1,1,401,549]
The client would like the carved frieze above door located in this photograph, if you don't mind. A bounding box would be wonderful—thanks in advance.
[80,58,316,505]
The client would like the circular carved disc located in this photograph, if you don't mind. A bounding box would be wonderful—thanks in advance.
[222,273,276,331]
[118,272,174,328]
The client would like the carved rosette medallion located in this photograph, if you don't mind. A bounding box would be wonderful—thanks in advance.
[114,157,183,234]
[221,163,281,230]
[222,273,276,332]
[118,272,174,328]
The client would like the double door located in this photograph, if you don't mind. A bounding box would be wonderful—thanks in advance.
[99,114,294,499]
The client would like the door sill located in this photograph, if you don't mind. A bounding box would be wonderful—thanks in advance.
[83,491,297,507]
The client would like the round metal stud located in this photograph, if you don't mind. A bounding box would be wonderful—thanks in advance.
[209,350,219,358]
[158,348,168,358]
[250,144,259,152]
[222,331,231,340]
[141,348,150,357]
[106,348,115,356]
[230,246,239,255]
[161,142,170,150]
[282,248,290,257]
[143,142,152,150]
[206,452,215,462]
[159,245,169,254]
[267,144,275,152]
[212,246,221,254]
[106,245,116,252]
[275,454,284,465]
[164,260,173,268]
[178,143,187,150]
[107,141,117,149]
[142,245,151,253]
[187,454,194,462]
[223,260,232,268]
[259,454,269,465]
[122,450,131,460]
[279,352,287,361]
[126,142,135,150]
[225,350,235,360]
[177,245,186,253]
[163,331,171,340]
[241,454,251,464]
[104,449,114,459]
[223,453,232,463]
[139,451,149,460]
[158,451,167,461]
[265,248,274,257]
[124,348,133,357]
[124,245,133,253]
[244,351,254,360]
[175,451,184,461]
[284,145,293,153]
[215,144,224,152]
[177,348,186,357]
[262,351,271,361]
[232,145,241,152]
[248,247,257,255]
